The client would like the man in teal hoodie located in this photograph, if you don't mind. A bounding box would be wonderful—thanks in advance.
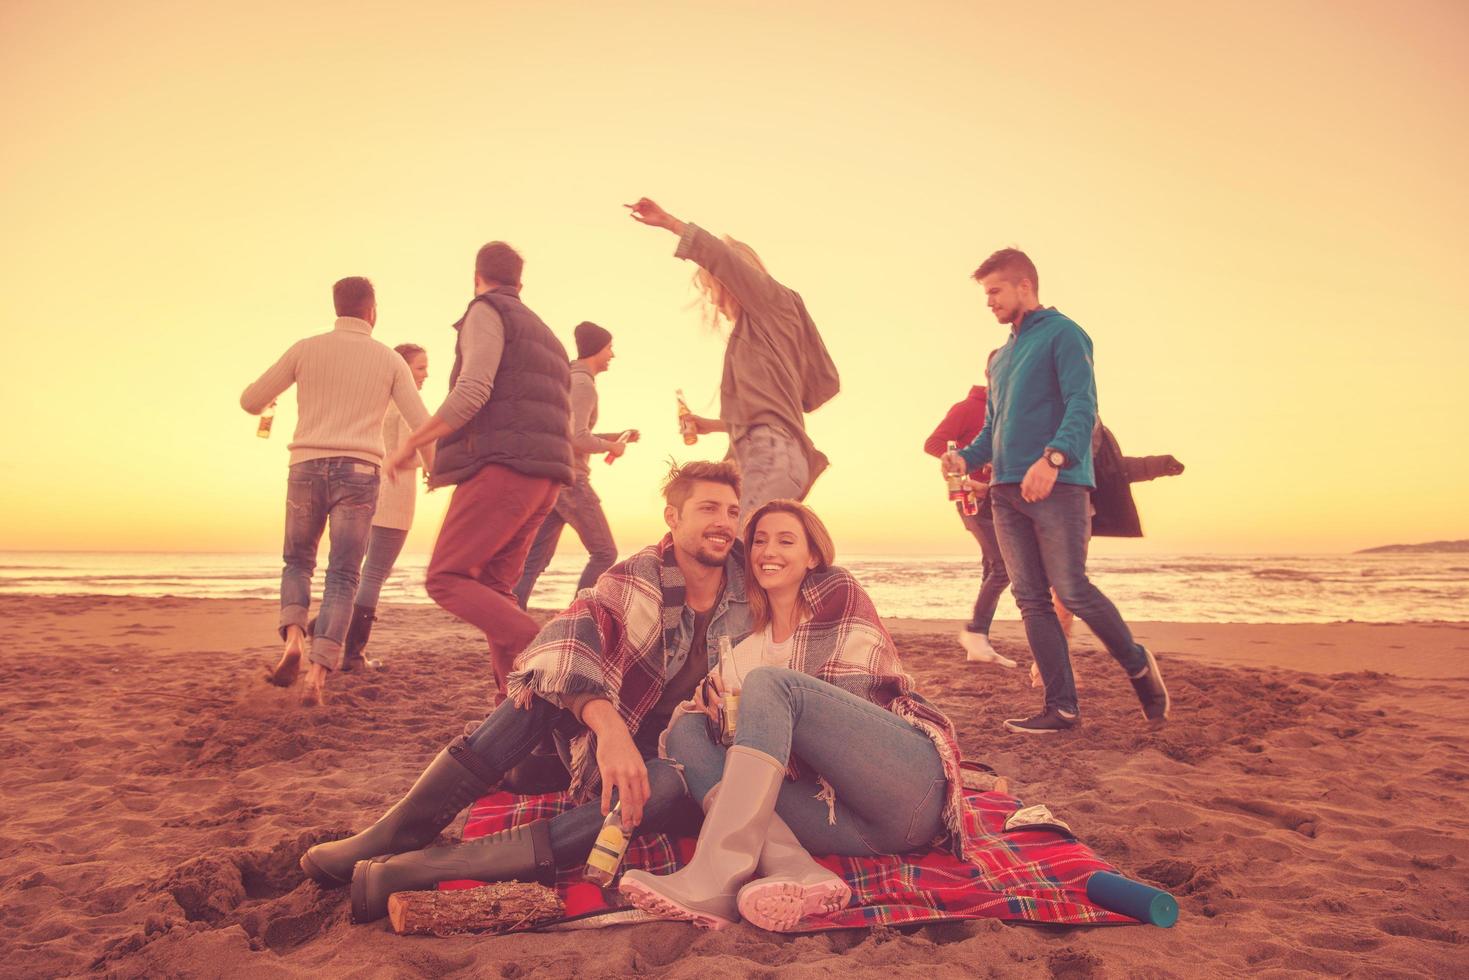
[942,249,1170,734]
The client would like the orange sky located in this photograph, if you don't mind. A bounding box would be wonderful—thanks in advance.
[1,0,1465,557]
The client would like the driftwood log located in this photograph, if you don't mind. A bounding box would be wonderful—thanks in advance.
[387,882,563,937]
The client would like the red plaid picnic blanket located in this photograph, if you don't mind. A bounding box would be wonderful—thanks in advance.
[448,789,1137,930]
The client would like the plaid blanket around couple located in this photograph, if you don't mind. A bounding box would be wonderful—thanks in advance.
[445,787,1137,931]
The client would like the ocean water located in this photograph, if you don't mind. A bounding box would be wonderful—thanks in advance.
[0,551,1464,624]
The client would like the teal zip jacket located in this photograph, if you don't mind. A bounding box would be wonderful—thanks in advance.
[957,307,1098,488]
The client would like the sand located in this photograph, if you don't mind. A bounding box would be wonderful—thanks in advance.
[1,594,1466,979]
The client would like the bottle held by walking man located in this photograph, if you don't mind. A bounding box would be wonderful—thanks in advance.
[256,400,276,438]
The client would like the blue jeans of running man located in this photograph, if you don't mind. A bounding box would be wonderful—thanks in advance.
[990,483,1147,716]
[279,457,379,670]
[463,695,695,868]
[664,667,948,856]
[960,493,1010,635]
[513,476,617,609]
[733,424,809,523]
[354,525,410,610]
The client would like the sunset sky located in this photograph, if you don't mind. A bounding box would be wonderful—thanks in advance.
[2,0,1465,558]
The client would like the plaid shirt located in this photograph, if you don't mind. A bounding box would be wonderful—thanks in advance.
[506,535,750,802]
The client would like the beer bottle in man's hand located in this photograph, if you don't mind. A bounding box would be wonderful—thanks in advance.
[256,401,277,439]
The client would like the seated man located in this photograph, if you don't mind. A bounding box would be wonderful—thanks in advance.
[300,460,751,923]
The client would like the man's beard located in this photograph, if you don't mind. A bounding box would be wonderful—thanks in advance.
[692,544,728,567]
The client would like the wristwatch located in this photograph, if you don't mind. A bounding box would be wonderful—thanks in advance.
[1043,448,1067,469]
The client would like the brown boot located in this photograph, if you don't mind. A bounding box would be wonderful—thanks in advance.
[736,813,851,931]
[618,746,783,929]
[300,736,501,887]
[349,820,554,923]
[340,605,378,672]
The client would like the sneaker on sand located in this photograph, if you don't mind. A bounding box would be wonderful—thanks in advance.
[1003,708,1080,735]
[1128,646,1170,723]
[959,630,1018,668]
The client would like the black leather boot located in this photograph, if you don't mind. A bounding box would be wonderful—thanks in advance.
[340,605,377,672]
[300,736,502,887]
[349,820,555,923]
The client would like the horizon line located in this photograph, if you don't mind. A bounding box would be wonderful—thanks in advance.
[0,546,1449,559]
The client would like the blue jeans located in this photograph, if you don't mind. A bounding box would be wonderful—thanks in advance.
[733,424,809,521]
[354,525,410,610]
[513,476,617,609]
[960,494,1010,635]
[664,667,947,856]
[464,696,694,869]
[990,483,1146,715]
[279,457,379,669]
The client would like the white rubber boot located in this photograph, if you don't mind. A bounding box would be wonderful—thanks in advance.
[618,746,783,929]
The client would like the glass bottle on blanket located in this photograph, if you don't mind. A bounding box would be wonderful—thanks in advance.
[584,802,630,886]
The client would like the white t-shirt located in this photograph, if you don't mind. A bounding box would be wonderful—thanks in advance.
[719,624,793,693]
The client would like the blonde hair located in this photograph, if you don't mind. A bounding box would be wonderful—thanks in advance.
[693,236,768,329]
[743,499,836,631]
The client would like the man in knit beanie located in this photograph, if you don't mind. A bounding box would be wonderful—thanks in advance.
[514,321,639,608]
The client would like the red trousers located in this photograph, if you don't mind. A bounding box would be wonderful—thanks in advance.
[426,463,559,693]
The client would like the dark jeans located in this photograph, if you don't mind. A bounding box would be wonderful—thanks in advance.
[279,457,379,669]
[464,697,693,868]
[960,494,1010,635]
[353,525,410,610]
[665,667,947,856]
[513,476,617,609]
[990,483,1146,715]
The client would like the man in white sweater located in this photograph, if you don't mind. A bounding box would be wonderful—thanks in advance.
[241,277,431,706]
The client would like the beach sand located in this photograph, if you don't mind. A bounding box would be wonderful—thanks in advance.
[2,594,1466,978]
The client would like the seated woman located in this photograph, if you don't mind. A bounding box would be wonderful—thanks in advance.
[619,500,967,931]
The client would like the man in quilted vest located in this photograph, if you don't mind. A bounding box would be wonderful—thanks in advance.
[384,242,573,696]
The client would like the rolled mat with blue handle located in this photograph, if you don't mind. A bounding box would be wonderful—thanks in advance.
[1085,871,1179,927]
